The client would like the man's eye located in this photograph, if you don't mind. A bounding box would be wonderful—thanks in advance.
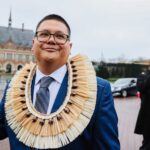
[55,34,65,39]
[39,32,49,37]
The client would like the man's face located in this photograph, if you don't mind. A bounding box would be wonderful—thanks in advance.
[32,20,72,66]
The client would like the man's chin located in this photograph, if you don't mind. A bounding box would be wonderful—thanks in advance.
[44,56,58,63]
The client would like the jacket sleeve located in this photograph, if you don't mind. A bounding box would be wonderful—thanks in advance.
[0,83,9,140]
[92,79,120,150]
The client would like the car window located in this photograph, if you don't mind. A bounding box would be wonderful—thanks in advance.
[114,79,130,85]
[114,78,136,85]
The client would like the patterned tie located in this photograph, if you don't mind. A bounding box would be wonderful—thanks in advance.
[35,76,53,114]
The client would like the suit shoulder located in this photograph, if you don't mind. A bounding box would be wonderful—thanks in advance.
[96,77,110,88]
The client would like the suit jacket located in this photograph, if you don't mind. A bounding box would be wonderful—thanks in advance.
[0,73,120,150]
[135,73,150,135]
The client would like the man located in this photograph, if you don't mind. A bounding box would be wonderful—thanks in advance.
[0,14,120,150]
[135,65,150,150]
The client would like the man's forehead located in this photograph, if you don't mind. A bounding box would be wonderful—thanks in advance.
[39,20,66,28]
[38,20,68,32]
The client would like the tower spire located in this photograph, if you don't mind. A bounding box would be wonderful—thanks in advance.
[8,10,12,28]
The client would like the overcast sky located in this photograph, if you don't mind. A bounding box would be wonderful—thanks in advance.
[0,0,150,61]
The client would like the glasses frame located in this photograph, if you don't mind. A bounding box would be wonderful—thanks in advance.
[35,31,70,45]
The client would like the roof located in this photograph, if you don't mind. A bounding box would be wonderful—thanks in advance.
[0,26,34,48]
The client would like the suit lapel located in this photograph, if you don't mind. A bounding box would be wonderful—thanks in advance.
[31,74,36,102]
[51,72,68,113]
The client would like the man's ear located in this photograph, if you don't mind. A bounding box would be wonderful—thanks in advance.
[69,41,72,55]
[69,41,73,49]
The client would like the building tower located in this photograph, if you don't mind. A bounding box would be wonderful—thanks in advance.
[8,10,12,28]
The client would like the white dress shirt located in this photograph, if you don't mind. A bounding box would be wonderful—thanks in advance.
[33,65,67,114]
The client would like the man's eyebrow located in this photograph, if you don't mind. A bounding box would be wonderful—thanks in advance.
[37,30,66,34]
[54,31,67,34]
[37,29,49,32]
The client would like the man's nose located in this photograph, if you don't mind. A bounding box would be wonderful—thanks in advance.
[47,34,55,43]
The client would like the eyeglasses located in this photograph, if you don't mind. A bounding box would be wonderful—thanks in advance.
[35,31,70,45]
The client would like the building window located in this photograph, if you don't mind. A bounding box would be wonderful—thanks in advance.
[0,53,5,60]
[7,53,12,60]
[32,56,35,62]
[14,54,18,60]
[18,54,23,61]
[26,55,29,61]
[6,64,12,73]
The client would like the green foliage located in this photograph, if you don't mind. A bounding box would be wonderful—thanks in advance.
[96,62,110,79]
[108,77,118,82]
[93,61,147,79]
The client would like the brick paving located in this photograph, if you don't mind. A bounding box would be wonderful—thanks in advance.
[0,97,142,150]
[0,139,10,150]
[115,97,142,150]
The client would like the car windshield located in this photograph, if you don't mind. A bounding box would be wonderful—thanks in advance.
[114,78,132,85]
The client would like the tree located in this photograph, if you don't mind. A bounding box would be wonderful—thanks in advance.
[96,61,110,79]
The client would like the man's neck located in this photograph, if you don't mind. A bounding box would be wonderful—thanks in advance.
[37,61,66,75]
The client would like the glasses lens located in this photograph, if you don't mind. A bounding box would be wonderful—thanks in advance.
[54,33,68,44]
[36,31,49,42]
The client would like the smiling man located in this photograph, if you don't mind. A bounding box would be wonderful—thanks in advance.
[0,14,120,150]
[32,18,72,75]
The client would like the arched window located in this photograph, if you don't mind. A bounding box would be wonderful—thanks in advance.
[17,65,23,70]
[6,64,12,73]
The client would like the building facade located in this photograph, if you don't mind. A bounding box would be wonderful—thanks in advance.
[0,12,35,74]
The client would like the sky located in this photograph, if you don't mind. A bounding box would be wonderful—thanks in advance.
[0,0,150,62]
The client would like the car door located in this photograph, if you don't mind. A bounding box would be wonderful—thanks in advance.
[128,79,137,95]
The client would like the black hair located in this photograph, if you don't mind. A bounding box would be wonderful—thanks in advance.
[35,14,71,37]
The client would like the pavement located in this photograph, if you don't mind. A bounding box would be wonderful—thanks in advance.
[0,96,142,150]
[115,97,142,150]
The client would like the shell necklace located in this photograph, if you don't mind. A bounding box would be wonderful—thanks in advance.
[5,54,97,149]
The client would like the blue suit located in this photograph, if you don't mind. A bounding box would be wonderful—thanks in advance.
[0,74,120,150]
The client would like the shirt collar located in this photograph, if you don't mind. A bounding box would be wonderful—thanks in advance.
[35,65,67,85]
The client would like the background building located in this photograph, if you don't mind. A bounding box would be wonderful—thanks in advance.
[0,12,34,74]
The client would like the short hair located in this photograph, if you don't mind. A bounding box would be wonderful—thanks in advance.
[35,14,71,37]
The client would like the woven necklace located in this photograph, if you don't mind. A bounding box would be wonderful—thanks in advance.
[5,54,97,149]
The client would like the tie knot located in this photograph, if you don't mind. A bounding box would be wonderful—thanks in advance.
[40,76,53,88]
